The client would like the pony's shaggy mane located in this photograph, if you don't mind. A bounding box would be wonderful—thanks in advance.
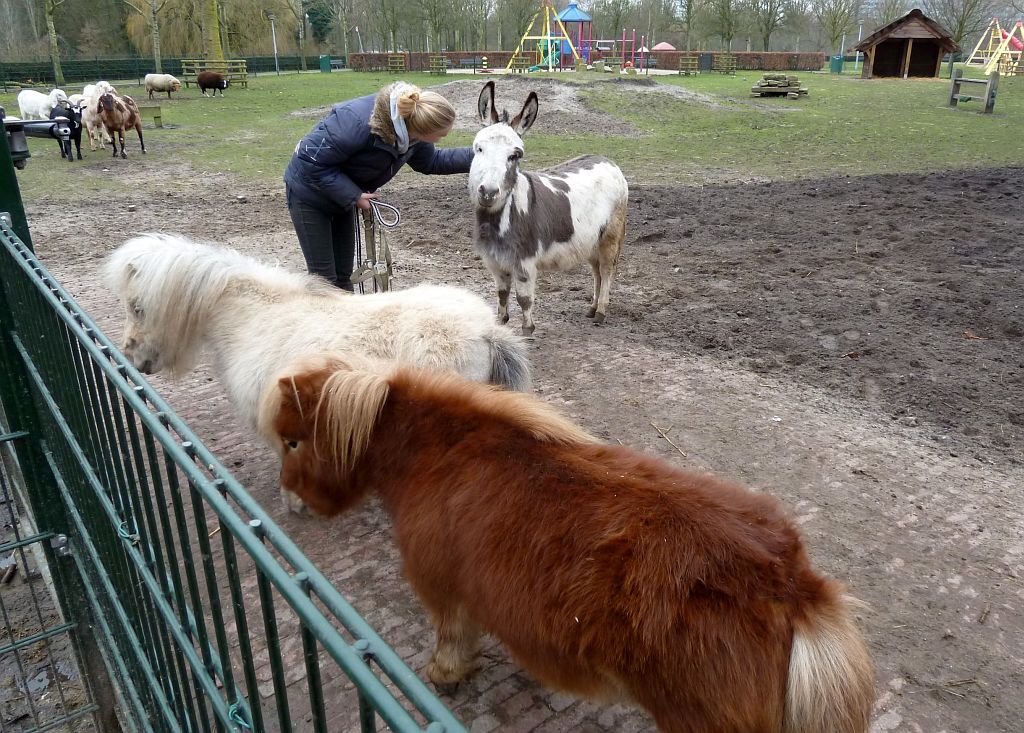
[103,233,338,374]
[260,353,598,478]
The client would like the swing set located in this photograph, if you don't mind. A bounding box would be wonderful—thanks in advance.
[965,18,1024,75]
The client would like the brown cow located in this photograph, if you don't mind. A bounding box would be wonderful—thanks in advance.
[97,92,145,159]
[259,353,876,733]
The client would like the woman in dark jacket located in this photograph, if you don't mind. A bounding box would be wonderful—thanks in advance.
[284,81,472,290]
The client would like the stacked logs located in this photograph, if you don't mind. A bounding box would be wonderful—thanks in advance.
[751,74,809,99]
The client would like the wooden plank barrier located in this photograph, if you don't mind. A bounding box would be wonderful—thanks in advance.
[180,59,249,88]
[428,55,449,75]
[510,55,533,73]
[678,55,699,75]
[948,69,998,113]
[388,54,407,73]
[712,54,737,74]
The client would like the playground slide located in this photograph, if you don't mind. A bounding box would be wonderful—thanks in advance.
[529,47,560,72]
[1001,29,1024,50]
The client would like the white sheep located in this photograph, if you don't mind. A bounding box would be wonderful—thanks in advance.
[17,88,68,120]
[83,81,115,151]
[144,73,181,99]
[68,93,86,107]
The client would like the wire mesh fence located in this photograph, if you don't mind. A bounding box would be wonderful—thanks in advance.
[0,144,465,732]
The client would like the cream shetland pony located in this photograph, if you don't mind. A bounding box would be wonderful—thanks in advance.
[103,234,531,438]
[259,353,875,733]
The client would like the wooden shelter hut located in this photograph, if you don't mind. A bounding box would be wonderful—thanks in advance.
[853,8,960,79]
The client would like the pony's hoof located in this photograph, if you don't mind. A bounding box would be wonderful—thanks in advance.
[432,679,461,696]
[593,312,606,325]
[499,314,510,325]
[521,324,535,336]
[586,307,597,318]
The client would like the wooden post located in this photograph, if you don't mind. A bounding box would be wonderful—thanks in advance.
[901,38,913,78]
[983,70,999,113]
[948,68,962,107]
[866,46,875,78]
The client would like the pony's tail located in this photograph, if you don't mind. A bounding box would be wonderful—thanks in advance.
[783,591,874,733]
[487,327,531,392]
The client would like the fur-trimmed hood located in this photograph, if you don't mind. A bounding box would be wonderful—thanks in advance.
[368,83,400,147]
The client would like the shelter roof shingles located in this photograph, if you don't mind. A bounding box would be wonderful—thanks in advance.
[853,8,961,54]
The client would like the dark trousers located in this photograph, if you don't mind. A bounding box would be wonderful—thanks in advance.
[286,186,356,291]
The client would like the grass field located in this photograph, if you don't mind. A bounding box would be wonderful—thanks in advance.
[3,67,1022,198]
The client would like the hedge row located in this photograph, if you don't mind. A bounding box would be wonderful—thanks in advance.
[347,50,826,73]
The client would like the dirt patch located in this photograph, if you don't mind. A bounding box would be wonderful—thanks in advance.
[15,111,1024,731]
[287,76,765,139]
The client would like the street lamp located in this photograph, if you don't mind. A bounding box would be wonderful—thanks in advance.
[266,11,280,75]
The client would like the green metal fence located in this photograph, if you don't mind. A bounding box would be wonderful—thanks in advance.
[0,126,465,732]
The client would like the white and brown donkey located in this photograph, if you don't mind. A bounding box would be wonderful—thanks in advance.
[469,81,629,335]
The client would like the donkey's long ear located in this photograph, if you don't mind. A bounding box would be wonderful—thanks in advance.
[510,92,539,136]
[477,81,498,125]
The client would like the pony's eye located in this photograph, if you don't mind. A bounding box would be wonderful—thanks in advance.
[285,440,299,451]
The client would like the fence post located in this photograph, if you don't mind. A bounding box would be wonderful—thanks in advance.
[947,68,962,107]
[983,70,999,113]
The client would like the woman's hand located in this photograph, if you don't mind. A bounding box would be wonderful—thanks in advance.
[356,192,379,211]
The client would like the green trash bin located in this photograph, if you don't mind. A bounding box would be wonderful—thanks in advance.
[830,55,844,74]
[319,54,331,73]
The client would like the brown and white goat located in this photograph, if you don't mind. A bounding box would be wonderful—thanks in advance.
[97,92,145,159]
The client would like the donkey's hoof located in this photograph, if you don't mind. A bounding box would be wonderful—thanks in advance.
[593,312,606,325]
[586,307,597,318]
[521,324,536,336]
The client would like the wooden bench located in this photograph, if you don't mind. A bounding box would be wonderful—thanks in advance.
[330,57,346,70]
[678,55,699,75]
[459,56,485,70]
[387,54,407,73]
[509,55,533,73]
[180,59,249,88]
[136,104,163,128]
[602,56,623,72]
[712,54,737,74]
[948,69,998,113]
[428,55,449,75]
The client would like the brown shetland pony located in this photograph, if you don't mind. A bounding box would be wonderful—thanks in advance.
[258,354,875,733]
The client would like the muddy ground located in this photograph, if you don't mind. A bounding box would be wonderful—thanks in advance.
[12,78,1024,732]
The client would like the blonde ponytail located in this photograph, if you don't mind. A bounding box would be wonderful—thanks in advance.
[396,86,457,138]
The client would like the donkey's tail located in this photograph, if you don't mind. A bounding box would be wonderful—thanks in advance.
[487,326,532,392]
[783,591,874,733]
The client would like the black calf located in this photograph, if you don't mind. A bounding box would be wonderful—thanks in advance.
[49,104,83,161]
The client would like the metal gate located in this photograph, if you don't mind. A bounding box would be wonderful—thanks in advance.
[1,111,465,733]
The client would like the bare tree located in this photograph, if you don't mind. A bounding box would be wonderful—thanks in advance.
[497,0,538,51]
[812,0,860,52]
[124,0,169,72]
[921,0,998,44]
[203,0,226,59]
[751,0,786,49]
[284,0,312,66]
[708,0,741,48]
[678,0,696,49]
[44,0,65,85]
[869,0,908,25]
